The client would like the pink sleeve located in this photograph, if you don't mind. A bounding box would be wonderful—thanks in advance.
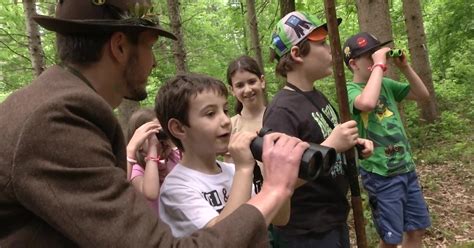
[129,163,144,181]
[158,148,181,185]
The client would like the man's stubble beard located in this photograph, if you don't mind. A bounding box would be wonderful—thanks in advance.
[124,51,148,101]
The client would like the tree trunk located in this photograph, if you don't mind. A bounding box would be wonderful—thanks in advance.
[355,0,398,80]
[240,1,249,55]
[279,0,295,17]
[245,0,264,73]
[402,0,439,123]
[117,100,140,138]
[23,0,45,76]
[167,0,188,73]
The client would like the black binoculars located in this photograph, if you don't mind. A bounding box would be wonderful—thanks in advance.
[249,128,337,181]
[388,49,403,57]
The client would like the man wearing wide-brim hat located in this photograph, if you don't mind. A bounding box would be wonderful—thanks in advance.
[0,0,308,246]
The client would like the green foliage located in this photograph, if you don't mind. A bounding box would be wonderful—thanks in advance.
[0,0,472,246]
[0,1,34,91]
[0,0,56,92]
[405,80,473,164]
[424,0,474,78]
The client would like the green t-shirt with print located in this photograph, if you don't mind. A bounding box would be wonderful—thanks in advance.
[347,77,414,177]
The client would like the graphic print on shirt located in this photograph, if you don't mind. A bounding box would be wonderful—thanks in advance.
[362,95,394,127]
[202,189,225,213]
[310,104,345,178]
[311,104,338,138]
[359,93,414,175]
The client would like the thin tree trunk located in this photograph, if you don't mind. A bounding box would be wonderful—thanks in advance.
[279,0,295,17]
[167,0,187,73]
[240,1,249,54]
[355,0,398,80]
[402,0,439,123]
[245,0,264,73]
[117,100,140,138]
[23,0,45,76]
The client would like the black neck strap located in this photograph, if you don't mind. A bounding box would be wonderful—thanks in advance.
[285,82,338,129]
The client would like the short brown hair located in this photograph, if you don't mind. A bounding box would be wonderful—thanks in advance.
[154,73,228,151]
[56,30,141,65]
[270,39,311,77]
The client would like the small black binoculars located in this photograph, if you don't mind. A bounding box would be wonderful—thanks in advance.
[156,129,168,141]
[249,128,337,181]
[388,49,403,57]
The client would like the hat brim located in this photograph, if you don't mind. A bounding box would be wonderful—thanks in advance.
[33,15,177,40]
[319,18,343,31]
[355,39,393,58]
[308,18,342,41]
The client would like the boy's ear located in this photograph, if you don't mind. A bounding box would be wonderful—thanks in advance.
[290,46,304,63]
[168,118,185,140]
[349,58,358,71]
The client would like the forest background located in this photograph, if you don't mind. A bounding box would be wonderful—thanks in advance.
[0,0,472,247]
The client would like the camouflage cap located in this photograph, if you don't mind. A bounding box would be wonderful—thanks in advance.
[270,11,341,58]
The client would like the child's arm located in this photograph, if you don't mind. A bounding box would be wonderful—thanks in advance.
[356,138,374,159]
[126,121,162,201]
[206,131,256,228]
[222,152,233,163]
[393,53,430,101]
[139,135,162,201]
[353,47,391,111]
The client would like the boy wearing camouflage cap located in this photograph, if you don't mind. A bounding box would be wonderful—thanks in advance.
[344,32,431,248]
[264,11,374,247]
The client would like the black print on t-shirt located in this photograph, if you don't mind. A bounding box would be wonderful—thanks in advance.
[203,190,223,207]
[222,188,229,202]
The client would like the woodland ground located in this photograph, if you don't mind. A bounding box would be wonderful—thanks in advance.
[348,160,473,248]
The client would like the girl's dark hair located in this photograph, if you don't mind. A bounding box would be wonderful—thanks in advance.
[126,108,156,166]
[270,39,311,78]
[226,55,267,114]
[155,73,228,151]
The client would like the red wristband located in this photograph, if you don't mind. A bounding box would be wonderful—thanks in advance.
[369,63,387,72]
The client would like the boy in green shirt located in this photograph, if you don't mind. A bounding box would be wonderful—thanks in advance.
[344,32,431,248]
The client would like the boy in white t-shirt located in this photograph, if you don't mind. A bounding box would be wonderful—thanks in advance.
[155,73,290,237]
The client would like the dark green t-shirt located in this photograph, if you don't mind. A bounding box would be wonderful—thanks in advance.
[347,77,414,176]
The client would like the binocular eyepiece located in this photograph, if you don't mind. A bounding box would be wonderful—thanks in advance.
[388,49,403,57]
[249,128,337,181]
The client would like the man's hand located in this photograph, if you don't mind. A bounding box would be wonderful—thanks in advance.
[261,133,310,195]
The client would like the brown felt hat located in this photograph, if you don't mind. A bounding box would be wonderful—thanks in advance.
[33,0,176,40]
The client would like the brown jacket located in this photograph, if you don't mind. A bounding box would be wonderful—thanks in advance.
[0,66,268,247]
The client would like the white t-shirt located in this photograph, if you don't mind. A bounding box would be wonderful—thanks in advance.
[159,161,254,237]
